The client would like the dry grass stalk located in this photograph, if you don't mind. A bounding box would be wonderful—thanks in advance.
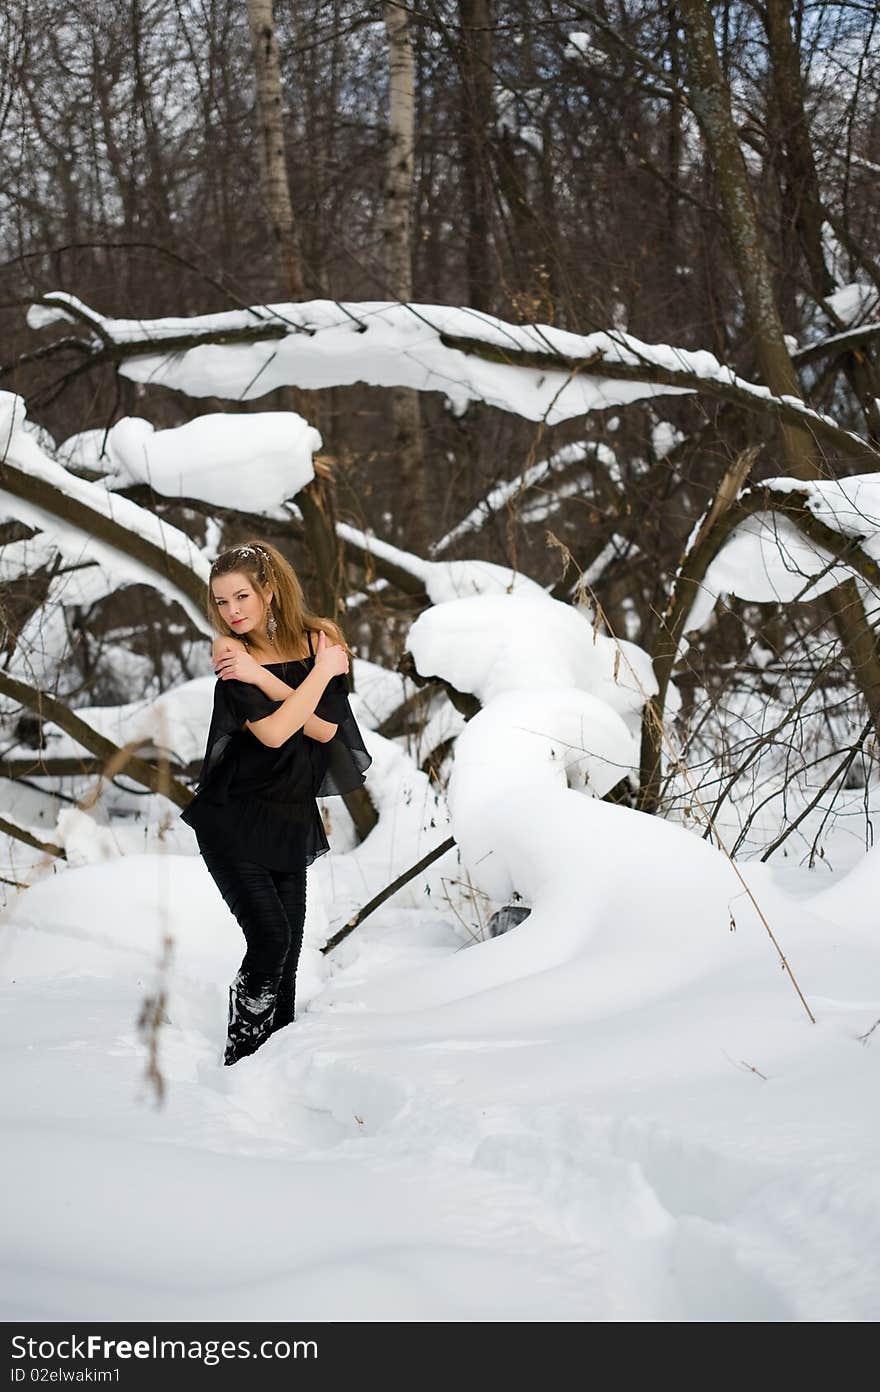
[135,713,174,1105]
[439,867,494,945]
[137,930,173,1108]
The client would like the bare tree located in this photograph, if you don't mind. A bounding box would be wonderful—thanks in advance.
[636,0,880,813]
[457,0,495,312]
[383,1,427,551]
[244,0,344,627]
[245,0,305,298]
[763,0,880,444]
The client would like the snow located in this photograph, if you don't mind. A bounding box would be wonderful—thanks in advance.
[795,321,880,363]
[431,440,595,556]
[4,594,82,697]
[685,511,848,637]
[408,589,661,735]
[26,301,75,330]
[651,419,682,460]
[12,677,214,770]
[824,282,879,327]
[581,534,637,587]
[0,393,211,633]
[2,564,183,704]
[56,426,112,470]
[413,695,466,770]
[41,296,698,423]
[332,657,418,732]
[2,789,877,1320]
[495,86,544,154]
[64,411,321,515]
[424,560,546,605]
[1,598,878,1319]
[519,471,591,524]
[28,294,869,462]
[337,521,554,604]
[767,473,880,546]
[810,842,880,931]
[565,32,611,67]
[683,473,880,637]
[0,531,58,583]
[336,522,430,585]
[25,292,103,333]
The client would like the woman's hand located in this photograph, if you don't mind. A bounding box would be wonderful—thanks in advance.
[313,628,350,678]
[213,642,265,685]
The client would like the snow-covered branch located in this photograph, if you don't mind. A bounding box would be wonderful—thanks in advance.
[639,471,880,810]
[20,295,877,463]
[0,393,210,628]
[792,321,880,369]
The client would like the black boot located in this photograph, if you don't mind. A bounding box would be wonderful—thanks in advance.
[270,959,296,1037]
[223,969,278,1066]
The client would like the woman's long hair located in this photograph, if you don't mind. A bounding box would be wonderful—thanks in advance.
[206,539,351,657]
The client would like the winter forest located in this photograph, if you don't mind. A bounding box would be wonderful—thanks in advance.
[1,0,879,1327]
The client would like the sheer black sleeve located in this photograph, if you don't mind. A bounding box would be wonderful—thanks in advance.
[314,673,350,726]
[311,674,372,797]
[194,680,283,790]
[224,679,285,728]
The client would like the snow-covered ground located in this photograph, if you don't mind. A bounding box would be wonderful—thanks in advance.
[1,798,877,1323]
[2,578,879,1322]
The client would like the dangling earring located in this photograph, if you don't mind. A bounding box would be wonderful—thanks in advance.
[266,606,278,642]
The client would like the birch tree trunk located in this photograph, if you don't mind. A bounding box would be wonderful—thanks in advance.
[383,0,427,552]
[637,0,880,811]
[244,0,343,625]
[245,0,303,299]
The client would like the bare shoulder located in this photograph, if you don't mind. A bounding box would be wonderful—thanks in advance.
[212,634,247,655]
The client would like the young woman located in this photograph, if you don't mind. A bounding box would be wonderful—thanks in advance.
[181,540,371,1066]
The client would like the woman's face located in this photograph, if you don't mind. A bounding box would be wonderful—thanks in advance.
[211,571,271,639]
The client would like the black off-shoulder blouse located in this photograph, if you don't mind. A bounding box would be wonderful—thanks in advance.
[180,632,372,870]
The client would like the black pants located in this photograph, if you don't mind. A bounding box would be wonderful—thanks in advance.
[199,846,307,1066]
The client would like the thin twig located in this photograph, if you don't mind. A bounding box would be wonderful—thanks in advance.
[761,717,874,863]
